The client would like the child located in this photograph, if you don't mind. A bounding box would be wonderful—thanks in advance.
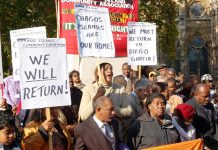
[0,111,20,150]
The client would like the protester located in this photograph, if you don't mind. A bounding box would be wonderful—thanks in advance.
[3,67,21,107]
[74,96,120,150]
[78,62,132,142]
[156,75,167,83]
[189,74,200,98]
[201,74,216,103]
[148,71,157,83]
[157,63,168,76]
[166,78,183,115]
[186,83,216,138]
[141,66,154,78]
[166,68,176,80]
[113,62,133,94]
[0,111,21,150]
[69,70,85,90]
[124,79,150,142]
[78,62,132,121]
[127,78,150,118]
[61,76,82,137]
[21,107,72,150]
[172,104,196,141]
[152,82,169,101]
[128,93,180,149]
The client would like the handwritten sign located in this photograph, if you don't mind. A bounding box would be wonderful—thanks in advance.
[127,22,157,66]
[75,4,115,57]
[59,0,138,56]
[10,27,46,81]
[18,38,71,109]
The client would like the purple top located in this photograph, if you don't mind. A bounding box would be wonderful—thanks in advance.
[3,75,21,106]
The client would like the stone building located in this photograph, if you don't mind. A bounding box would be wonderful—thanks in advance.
[174,0,218,83]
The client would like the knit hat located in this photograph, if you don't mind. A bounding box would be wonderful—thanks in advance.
[175,104,194,120]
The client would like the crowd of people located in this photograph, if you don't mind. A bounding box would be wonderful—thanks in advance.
[1,62,218,150]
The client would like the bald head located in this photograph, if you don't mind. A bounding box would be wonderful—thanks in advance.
[93,96,115,123]
[195,83,209,94]
[194,83,210,104]
[93,96,111,112]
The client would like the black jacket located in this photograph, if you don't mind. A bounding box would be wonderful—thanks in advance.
[186,97,216,138]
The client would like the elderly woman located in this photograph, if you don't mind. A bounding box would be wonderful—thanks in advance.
[128,93,180,149]
[21,107,72,150]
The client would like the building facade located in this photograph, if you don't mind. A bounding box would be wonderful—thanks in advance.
[175,0,218,83]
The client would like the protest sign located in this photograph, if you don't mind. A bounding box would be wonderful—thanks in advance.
[74,4,115,57]
[10,26,47,81]
[18,38,71,109]
[58,0,138,56]
[127,22,157,66]
[0,33,3,99]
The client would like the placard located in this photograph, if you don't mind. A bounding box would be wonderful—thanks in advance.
[18,38,71,109]
[127,22,157,66]
[59,0,138,56]
[75,4,115,57]
[10,27,46,81]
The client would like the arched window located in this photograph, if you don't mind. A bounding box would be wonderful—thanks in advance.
[188,36,208,76]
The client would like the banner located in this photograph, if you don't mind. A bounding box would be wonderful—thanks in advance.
[58,0,138,56]
[10,27,47,81]
[74,4,115,57]
[127,22,157,66]
[0,33,3,99]
[18,38,71,109]
[145,139,203,150]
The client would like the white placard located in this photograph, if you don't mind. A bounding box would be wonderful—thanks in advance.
[127,22,157,66]
[10,27,47,81]
[18,38,71,109]
[74,4,115,57]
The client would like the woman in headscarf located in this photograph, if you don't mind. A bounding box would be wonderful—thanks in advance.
[78,62,132,121]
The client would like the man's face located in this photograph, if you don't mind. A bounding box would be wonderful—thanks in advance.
[196,87,210,105]
[167,70,176,79]
[99,100,115,122]
[0,127,15,145]
[137,87,150,101]
[158,68,167,76]
[122,64,131,78]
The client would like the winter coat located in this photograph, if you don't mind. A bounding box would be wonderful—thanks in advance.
[127,113,180,149]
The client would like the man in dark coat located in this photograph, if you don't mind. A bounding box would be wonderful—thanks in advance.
[186,83,216,138]
[74,96,119,150]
